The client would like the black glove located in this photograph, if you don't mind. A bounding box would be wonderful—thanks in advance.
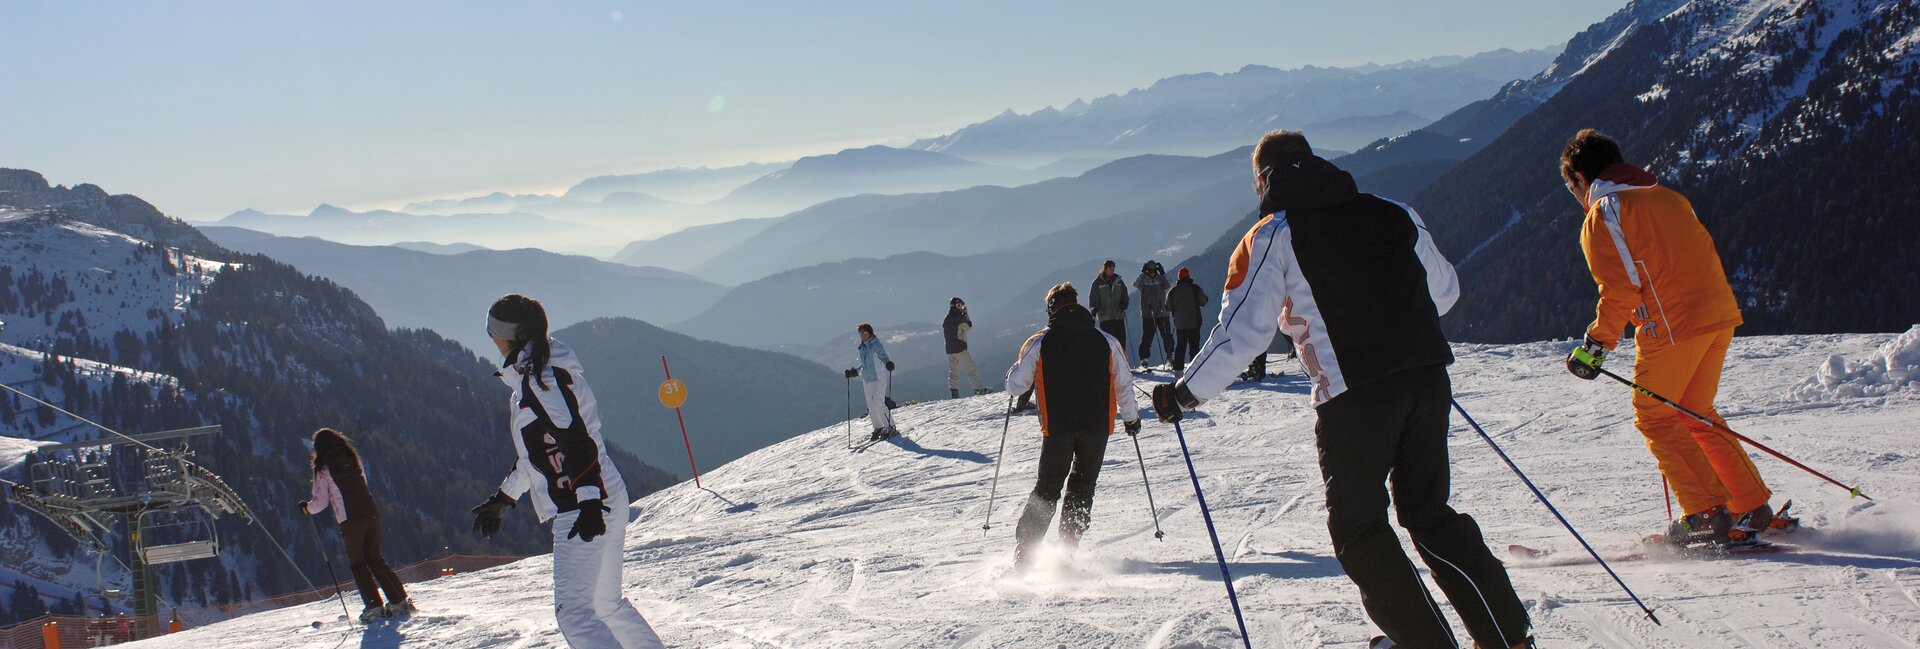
[844,367,859,379]
[885,361,896,372]
[1151,383,1195,423]
[1124,419,1142,436]
[568,499,612,542]
[1566,336,1608,380]
[470,491,515,538]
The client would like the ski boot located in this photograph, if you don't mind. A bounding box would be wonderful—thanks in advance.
[869,427,886,442]
[359,605,390,624]
[974,388,992,396]
[1011,542,1035,574]
[1659,505,1733,546]
[951,389,961,399]
[381,598,414,618]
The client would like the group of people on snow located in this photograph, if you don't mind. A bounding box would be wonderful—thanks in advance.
[292,125,1785,648]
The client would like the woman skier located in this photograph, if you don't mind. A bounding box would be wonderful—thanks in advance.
[468,294,664,648]
[300,427,410,623]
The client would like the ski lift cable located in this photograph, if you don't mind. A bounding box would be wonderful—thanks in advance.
[0,379,318,591]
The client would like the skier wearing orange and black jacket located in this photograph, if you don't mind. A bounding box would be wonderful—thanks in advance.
[1003,281,1142,571]
[1559,129,1774,543]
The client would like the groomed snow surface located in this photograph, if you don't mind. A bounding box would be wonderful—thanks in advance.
[133,334,1920,648]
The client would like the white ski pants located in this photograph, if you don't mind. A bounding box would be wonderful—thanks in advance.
[862,369,895,431]
[947,352,984,392]
[551,489,662,648]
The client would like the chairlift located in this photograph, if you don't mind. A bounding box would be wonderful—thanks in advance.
[138,503,222,565]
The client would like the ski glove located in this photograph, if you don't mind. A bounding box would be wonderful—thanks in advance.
[1566,336,1608,380]
[297,500,309,515]
[470,491,515,539]
[1151,383,1196,423]
[568,499,612,542]
[1124,419,1142,436]
[885,361,895,372]
[844,367,859,379]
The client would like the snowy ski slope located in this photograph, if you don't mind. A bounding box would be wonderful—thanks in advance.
[130,333,1920,648]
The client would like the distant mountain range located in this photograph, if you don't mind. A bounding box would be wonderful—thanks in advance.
[563,162,793,204]
[909,48,1558,165]
[200,227,725,356]
[699,145,1040,221]
[210,203,633,257]
[670,149,1259,351]
[682,150,1250,286]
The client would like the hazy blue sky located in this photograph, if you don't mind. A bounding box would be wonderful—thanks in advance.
[1,1,1624,219]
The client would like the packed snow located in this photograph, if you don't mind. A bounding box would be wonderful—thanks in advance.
[124,334,1920,648]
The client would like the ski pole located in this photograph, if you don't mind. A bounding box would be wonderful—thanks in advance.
[845,374,854,449]
[306,515,355,629]
[1593,366,1870,500]
[1451,399,1660,625]
[1128,432,1166,540]
[982,395,1014,533]
[1126,385,1166,539]
[1662,475,1672,522]
[1170,418,1252,649]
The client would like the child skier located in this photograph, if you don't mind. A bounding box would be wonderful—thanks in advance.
[469,294,664,648]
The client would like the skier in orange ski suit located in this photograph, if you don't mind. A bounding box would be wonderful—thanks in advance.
[1559,129,1773,536]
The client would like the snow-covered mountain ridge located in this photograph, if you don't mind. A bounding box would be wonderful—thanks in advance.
[132,332,1920,647]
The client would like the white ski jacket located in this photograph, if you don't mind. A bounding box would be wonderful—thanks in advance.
[495,339,626,522]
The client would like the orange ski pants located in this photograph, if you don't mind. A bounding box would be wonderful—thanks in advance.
[1632,326,1771,516]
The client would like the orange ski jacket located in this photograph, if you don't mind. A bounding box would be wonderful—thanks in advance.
[1579,164,1742,348]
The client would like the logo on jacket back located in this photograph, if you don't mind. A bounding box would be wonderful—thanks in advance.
[542,431,571,490]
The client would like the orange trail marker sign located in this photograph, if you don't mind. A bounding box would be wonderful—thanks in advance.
[660,357,701,487]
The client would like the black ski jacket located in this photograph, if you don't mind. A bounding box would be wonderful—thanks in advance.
[943,307,972,354]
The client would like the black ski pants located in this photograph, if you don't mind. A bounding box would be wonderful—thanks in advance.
[1316,365,1528,649]
[340,515,408,609]
[1172,328,1202,371]
[1015,429,1112,546]
[1138,316,1174,366]
[1098,319,1129,366]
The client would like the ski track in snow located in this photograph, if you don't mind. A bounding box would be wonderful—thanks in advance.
[127,334,1920,647]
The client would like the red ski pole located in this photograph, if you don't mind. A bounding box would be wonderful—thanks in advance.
[660,356,702,488]
[1595,367,1869,500]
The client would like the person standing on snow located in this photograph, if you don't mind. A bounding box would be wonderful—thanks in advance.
[1152,131,1532,649]
[1559,129,1775,544]
[1166,266,1209,373]
[469,294,664,649]
[1133,261,1175,371]
[1004,282,1142,571]
[301,428,411,623]
[1088,260,1131,366]
[848,322,899,440]
[943,298,989,398]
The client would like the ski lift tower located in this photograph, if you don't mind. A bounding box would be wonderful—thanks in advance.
[9,424,252,623]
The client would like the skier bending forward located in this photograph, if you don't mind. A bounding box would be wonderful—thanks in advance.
[470,294,665,648]
[1004,281,1142,571]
